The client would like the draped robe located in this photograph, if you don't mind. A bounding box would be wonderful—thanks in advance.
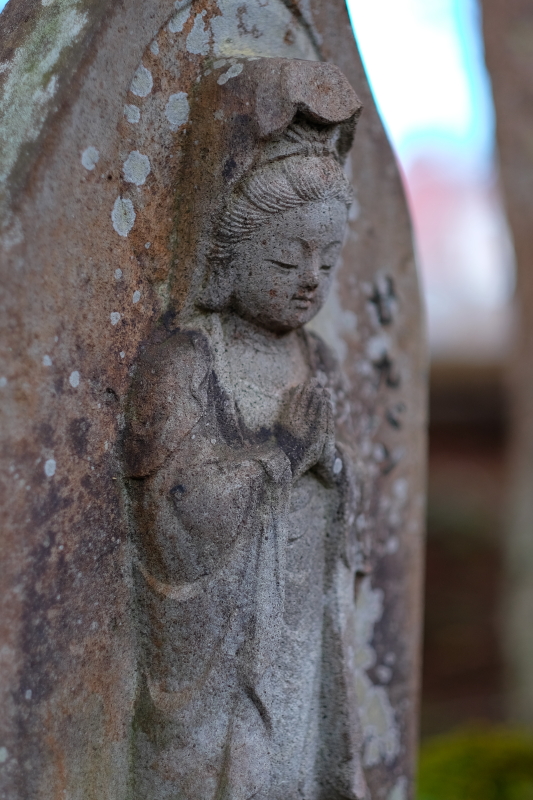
[123,313,369,800]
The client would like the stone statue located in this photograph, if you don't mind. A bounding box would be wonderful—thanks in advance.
[123,60,370,800]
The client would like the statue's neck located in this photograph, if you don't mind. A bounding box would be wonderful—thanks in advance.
[223,312,299,353]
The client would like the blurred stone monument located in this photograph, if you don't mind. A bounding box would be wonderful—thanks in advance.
[0,1,426,798]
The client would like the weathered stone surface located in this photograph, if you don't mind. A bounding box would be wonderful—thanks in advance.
[0,2,426,799]
[123,59,369,799]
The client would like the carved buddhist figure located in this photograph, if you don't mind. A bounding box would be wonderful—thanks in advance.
[123,60,369,800]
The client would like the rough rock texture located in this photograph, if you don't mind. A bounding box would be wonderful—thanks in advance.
[122,59,371,800]
[0,1,426,798]
[481,0,533,726]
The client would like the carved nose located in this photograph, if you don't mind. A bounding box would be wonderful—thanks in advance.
[302,266,320,290]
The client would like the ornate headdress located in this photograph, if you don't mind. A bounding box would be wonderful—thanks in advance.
[171,57,362,314]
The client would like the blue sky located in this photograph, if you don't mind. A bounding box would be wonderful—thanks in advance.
[347,0,494,175]
[1,0,493,172]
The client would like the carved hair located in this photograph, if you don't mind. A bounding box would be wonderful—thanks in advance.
[198,121,353,311]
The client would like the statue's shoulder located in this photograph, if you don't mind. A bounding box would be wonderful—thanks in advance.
[133,326,212,386]
[122,327,213,477]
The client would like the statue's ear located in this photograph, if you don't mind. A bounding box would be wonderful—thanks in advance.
[197,260,235,312]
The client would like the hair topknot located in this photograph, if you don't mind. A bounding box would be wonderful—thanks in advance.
[213,154,352,259]
[198,123,353,311]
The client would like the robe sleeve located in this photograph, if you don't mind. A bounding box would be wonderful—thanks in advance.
[122,329,211,478]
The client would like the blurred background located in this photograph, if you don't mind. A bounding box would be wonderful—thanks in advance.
[348,0,513,736]
[347,0,533,794]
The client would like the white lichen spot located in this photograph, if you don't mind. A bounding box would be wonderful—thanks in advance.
[69,370,80,388]
[110,312,121,326]
[165,92,189,130]
[366,334,390,364]
[0,747,7,763]
[123,151,151,186]
[214,109,225,121]
[186,11,210,55]
[353,577,400,768]
[393,478,408,503]
[42,355,52,367]
[25,689,32,700]
[112,197,135,237]
[44,459,56,478]
[150,40,160,55]
[333,457,343,475]
[114,268,123,280]
[0,7,89,211]
[210,0,318,60]
[124,104,140,124]
[0,377,7,388]
[130,64,153,98]
[388,777,408,800]
[0,63,12,75]
[132,290,141,304]
[376,665,392,684]
[42,0,55,6]
[386,536,399,555]
[144,242,151,249]
[168,5,190,34]
[119,351,125,359]
[217,62,243,85]
[213,59,227,69]
[81,146,99,171]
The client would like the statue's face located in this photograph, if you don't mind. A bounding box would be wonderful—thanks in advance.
[230,199,348,333]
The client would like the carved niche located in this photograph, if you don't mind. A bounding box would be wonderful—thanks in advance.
[122,59,373,799]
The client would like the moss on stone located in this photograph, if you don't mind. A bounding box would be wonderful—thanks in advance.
[417,727,533,800]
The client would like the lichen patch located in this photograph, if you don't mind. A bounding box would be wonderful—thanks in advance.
[123,151,150,186]
[130,65,153,98]
[168,5,190,34]
[353,577,400,767]
[217,62,243,85]
[81,146,99,170]
[164,92,189,130]
[124,104,141,124]
[0,3,89,211]
[186,11,210,55]
[112,197,135,237]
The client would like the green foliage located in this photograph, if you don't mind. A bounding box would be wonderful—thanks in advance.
[418,727,533,800]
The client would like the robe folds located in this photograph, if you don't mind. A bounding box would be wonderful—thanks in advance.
[123,314,369,800]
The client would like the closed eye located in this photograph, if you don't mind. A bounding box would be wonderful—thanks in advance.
[268,259,298,270]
